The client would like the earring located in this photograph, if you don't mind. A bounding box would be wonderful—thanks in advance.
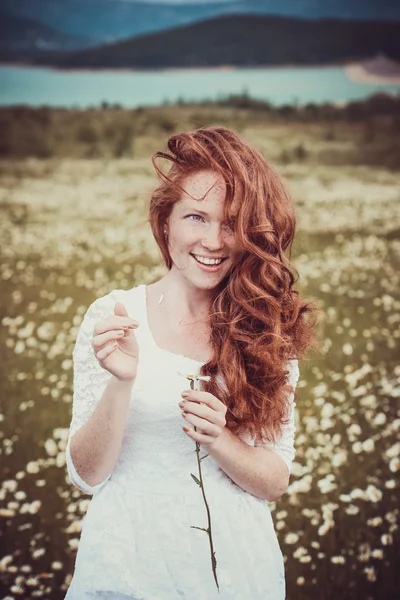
[164,229,168,241]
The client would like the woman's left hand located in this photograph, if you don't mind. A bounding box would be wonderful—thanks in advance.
[179,390,227,450]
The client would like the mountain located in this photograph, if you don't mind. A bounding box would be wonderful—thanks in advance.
[0,10,91,59]
[2,0,400,42]
[32,14,400,70]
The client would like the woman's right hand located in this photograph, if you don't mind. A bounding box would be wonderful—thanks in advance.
[91,302,139,382]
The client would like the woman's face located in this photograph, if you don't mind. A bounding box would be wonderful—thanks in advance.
[164,169,242,289]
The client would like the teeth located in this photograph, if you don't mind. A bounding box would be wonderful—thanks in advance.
[194,255,224,265]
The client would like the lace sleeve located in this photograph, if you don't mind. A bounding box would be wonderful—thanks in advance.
[254,359,300,476]
[65,293,116,495]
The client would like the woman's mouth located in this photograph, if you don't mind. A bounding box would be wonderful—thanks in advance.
[190,253,228,272]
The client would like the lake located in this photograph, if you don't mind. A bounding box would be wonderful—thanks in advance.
[1,64,400,107]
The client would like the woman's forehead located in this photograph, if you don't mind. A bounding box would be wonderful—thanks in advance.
[178,170,240,213]
[183,170,225,198]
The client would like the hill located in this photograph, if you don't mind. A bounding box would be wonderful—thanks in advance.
[32,14,400,70]
[0,10,90,60]
[2,0,400,42]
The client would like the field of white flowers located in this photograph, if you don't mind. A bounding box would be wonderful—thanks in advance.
[0,120,399,599]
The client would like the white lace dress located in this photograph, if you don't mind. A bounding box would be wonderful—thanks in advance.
[64,284,300,600]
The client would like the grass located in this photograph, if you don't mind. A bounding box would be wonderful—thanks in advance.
[0,98,399,598]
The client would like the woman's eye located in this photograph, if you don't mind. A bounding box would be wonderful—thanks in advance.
[187,214,204,222]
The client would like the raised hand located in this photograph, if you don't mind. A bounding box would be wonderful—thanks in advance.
[91,302,139,382]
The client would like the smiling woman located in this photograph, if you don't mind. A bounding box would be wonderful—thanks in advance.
[64,125,320,600]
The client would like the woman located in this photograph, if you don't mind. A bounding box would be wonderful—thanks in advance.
[64,126,319,599]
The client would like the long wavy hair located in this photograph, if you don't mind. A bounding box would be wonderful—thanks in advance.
[148,126,320,445]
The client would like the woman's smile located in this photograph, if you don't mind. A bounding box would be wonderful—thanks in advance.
[190,252,228,272]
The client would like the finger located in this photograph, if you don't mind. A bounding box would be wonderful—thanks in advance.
[183,425,214,445]
[183,390,225,413]
[181,401,226,427]
[92,328,125,351]
[182,412,221,437]
[94,316,138,336]
[114,301,129,317]
[96,341,118,361]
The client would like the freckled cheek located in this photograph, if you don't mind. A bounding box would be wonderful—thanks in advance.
[228,248,242,266]
[170,229,200,252]
[182,228,202,245]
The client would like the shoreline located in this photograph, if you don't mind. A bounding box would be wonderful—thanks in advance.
[345,63,400,85]
[0,59,366,75]
[1,59,400,85]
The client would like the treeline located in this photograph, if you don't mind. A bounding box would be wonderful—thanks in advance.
[0,92,399,169]
[201,89,400,120]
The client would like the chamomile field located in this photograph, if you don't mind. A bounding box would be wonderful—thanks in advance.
[0,102,399,599]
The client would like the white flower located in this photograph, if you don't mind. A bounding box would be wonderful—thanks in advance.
[177,371,211,382]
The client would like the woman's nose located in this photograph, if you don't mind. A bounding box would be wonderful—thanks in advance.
[202,224,225,250]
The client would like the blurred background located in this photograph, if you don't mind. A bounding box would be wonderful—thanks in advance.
[0,1,399,599]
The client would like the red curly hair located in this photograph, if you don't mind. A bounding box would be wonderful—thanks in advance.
[148,126,320,445]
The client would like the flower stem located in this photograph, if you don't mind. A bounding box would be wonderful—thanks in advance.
[188,377,220,592]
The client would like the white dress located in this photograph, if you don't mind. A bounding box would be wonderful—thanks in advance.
[64,283,300,600]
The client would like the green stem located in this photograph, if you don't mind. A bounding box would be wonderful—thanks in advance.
[189,377,220,592]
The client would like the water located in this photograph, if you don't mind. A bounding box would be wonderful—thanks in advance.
[1,64,400,107]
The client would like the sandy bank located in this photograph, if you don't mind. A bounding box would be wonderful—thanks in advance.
[345,54,400,85]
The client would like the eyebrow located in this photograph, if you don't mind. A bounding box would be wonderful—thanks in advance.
[183,207,237,219]
[185,208,209,216]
